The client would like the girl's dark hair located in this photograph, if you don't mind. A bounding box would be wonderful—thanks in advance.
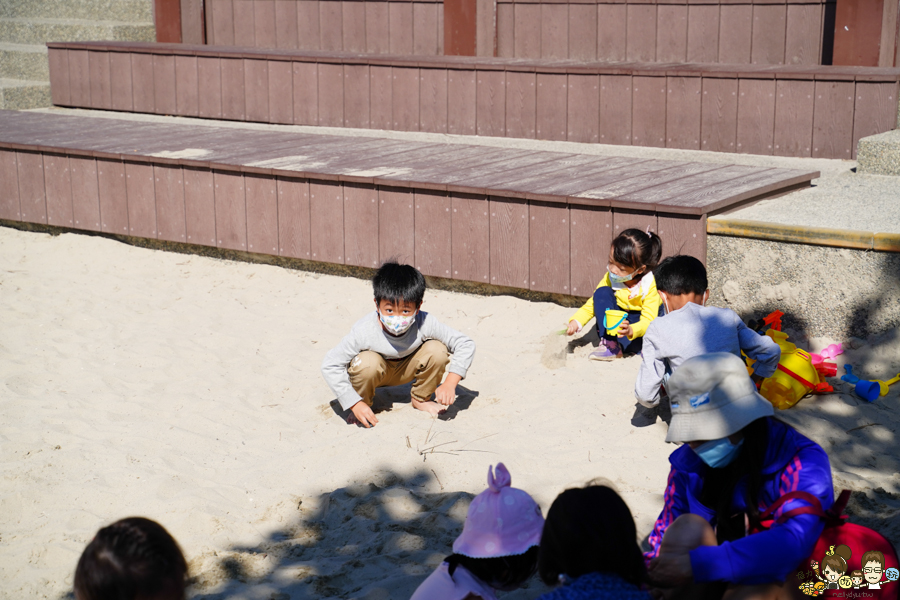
[74,517,187,600]
[537,486,645,587]
[611,229,663,273]
[373,261,426,306]
[445,546,539,590]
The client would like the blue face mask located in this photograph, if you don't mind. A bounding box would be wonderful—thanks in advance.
[608,267,640,284]
[693,437,744,469]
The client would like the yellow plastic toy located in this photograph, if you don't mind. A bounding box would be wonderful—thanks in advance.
[603,309,628,336]
[749,329,828,410]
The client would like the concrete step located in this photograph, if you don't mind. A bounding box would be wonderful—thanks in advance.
[0,0,152,22]
[0,78,51,109]
[0,18,155,46]
[0,42,49,80]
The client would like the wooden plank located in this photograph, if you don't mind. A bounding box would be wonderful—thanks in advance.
[536,73,568,141]
[209,0,235,45]
[736,78,776,155]
[197,57,223,119]
[448,69,477,135]
[309,181,344,264]
[773,79,815,157]
[389,2,414,54]
[660,166,807,213]
[69,156,101,231]
[232,0,256,47]
[293,61,318,126]
[213,170,247,251]
[612,209,656,240]
[275,0,300,49]
[541,4,569,60]
[183,167,217,247]
[48,48,70,106]
[393,67,420,131]
[152,54,176,115]
[245,174,279,255]
[666,76,702,150]
[154,165,186,243]
[43,154,73,227]
[414,2,440,55]
[567,4,597,61]
[68,49,90,108]
[268,60,294,125]
[700,77,738,153]
[277,177,311,259]
[341,64,370,129]
[317,62,344,127]
[420,68,448,134]
[88,51,112,110]
[600,75,632,145]
[657,4,687,62]
[476,69,506,137]
[529,202,570,294]
[719,5,753,64]
[812,80,855,159]
[109,52,134,112]
[220,58,246,121]
[254,0,277,49]
[833,0,884,67]
[414,189,452,278]
[567,74,600,143]
[627,4,657,62]
[784,4,822,66]
[489,197,529,288]
[342,1,367,53]
[97,158,128,234]
[504,71,537,139]
[342,182,379,268]
[569,205,611,297]
[578,163,725,202]
[514,4,541,59]
[297,0,321,51]
[657,214,706,263]
[0,150,20,221]
[852,82,899,159]
[175,55,199,117]
[497,2,514,57]
[597,4,627,62]
[370,65,393,131]
[632,76,667,148]
[450,192,490,283]
[751,4,787,65]
[16,152,46,224]
[881,0,899,67]
[155,0,183,43]
[687,5,719,64]
[180,0,204,44]
[540,159,660,198]
[366,2,391,54]
[376,186,414,264]
[125,161,157,238]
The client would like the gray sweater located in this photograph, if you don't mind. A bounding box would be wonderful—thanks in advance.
[322,311,476,410]
[634,303,781,407]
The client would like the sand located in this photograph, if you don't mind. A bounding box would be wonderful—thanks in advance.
[1,226,898,599]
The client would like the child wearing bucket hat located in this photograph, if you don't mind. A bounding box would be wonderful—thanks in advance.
[410,463,544,600]
[644,353,834,593]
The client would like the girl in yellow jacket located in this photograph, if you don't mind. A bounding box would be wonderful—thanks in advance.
[566,229,663,360]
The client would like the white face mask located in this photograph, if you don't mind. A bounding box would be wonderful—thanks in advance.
[379,311,416,335]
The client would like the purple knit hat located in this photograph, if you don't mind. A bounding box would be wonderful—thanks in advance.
[452,463,544,558]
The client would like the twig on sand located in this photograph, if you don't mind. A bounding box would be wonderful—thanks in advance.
[846,422,879,433]
[406,435,411,449]
[431,469,444,491]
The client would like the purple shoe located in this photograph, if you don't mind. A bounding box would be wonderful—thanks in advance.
[589,339,622,361]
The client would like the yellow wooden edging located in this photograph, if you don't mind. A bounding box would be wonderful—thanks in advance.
[706,218,900,253]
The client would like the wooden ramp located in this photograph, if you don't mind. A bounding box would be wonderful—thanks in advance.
[0,110,818,296]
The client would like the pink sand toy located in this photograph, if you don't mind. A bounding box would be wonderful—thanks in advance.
[810,343,842,365]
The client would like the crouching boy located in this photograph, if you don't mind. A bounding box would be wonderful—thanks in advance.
[321,262,476,428]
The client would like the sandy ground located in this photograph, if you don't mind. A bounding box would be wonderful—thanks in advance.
[2,226,899,600]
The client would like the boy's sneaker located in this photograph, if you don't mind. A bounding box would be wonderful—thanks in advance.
[631,403,659,427]
[589,339,622,361]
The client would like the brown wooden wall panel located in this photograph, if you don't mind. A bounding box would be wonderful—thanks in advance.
[700,77,738,153]
[220,58,246,121]
[268,60,294,125]
[366,2,391,54]
[784,4,823,66]
[751,4,787,65]
[198,57,223,119]
[393,67,421,131]
[297,1,321,51]
[833,0,885,67]
[612,208,656,240]
[414,2,440,55]
[309,181,344,264]
[497,3,514,57]
[68,50,91,108]
[567,74,600,143]
[213,170,247,251]
[541,4,569,60]
[278,177,311,259]
[505,71,537,139]
[569,205,611,297]
[529,202,570,294]
[245,59,270,123]
[293,62,318,126]
[687,4,719,64]
[154,165,187,243]
[390,3,415,54]
[153,54,177,115]
[657,4,688,63]
[477,70,506,137]
[370,66,393,130]
[600,75,632,145]
[318,63,345,127]
[812,80,855,159]
[209,0,235,46]
[536,74,568,141]
[377,186,414,264]
[181,0,204,44]
[489,197,529,288]
[450,193,490,283]
[448,69,477,135]
[132,53,156,114]
[414,190,452,278]
[773,79,815,157]
[70,156,101,231]
[342,183,380,268]
[88,51,112,110]
[48,48,70,106]
[657,214,706,264]
[667,76,702,150]
[175,55,200,117]
[420,68,449,133]
[736,78,776,155]
[719,5,753,64]
[125,161,157,238]
[233,0,256,47]
[16,152,46,224]
[155,0,183,43]
[632,76,667,148]
[245,174,279,255]
[97,158,128,234]
[597,4,627,62]
[276,0,300,49]
[626,5,657,62]
[109,52,134,111]
[183,167,217,246]
[0,150,20,221]
[852,82,898,158]
[343,1,367,53]
[562,5,593,61]
[514,4,542,59]
[343,65,370,129]
[254,0,277,49]
[43,154,73,227]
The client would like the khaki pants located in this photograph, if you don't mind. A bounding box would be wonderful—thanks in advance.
[348,340,450,405]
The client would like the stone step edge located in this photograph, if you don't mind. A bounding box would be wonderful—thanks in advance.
[707,217,900,253]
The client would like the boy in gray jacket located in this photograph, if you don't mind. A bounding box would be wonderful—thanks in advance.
[321,262,476,428]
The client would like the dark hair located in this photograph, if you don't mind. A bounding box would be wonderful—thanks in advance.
[445,546,539,590]
[74,517,187,600]
[654,255,708,295]
[373,261,426,306]
[822,545,852,575]
[611,229,662,273]
[538,486,645,587]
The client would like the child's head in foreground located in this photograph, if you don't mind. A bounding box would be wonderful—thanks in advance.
[608,229,662,283]
[74,517,187,600]
[653,255,708,312]
[538,484,645,587]
[372,261,426,334]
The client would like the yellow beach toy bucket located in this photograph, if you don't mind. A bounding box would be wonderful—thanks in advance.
[759,348,819,410]
[603,309,628,337]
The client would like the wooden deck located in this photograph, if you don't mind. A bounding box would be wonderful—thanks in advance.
[0,109,818,296]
